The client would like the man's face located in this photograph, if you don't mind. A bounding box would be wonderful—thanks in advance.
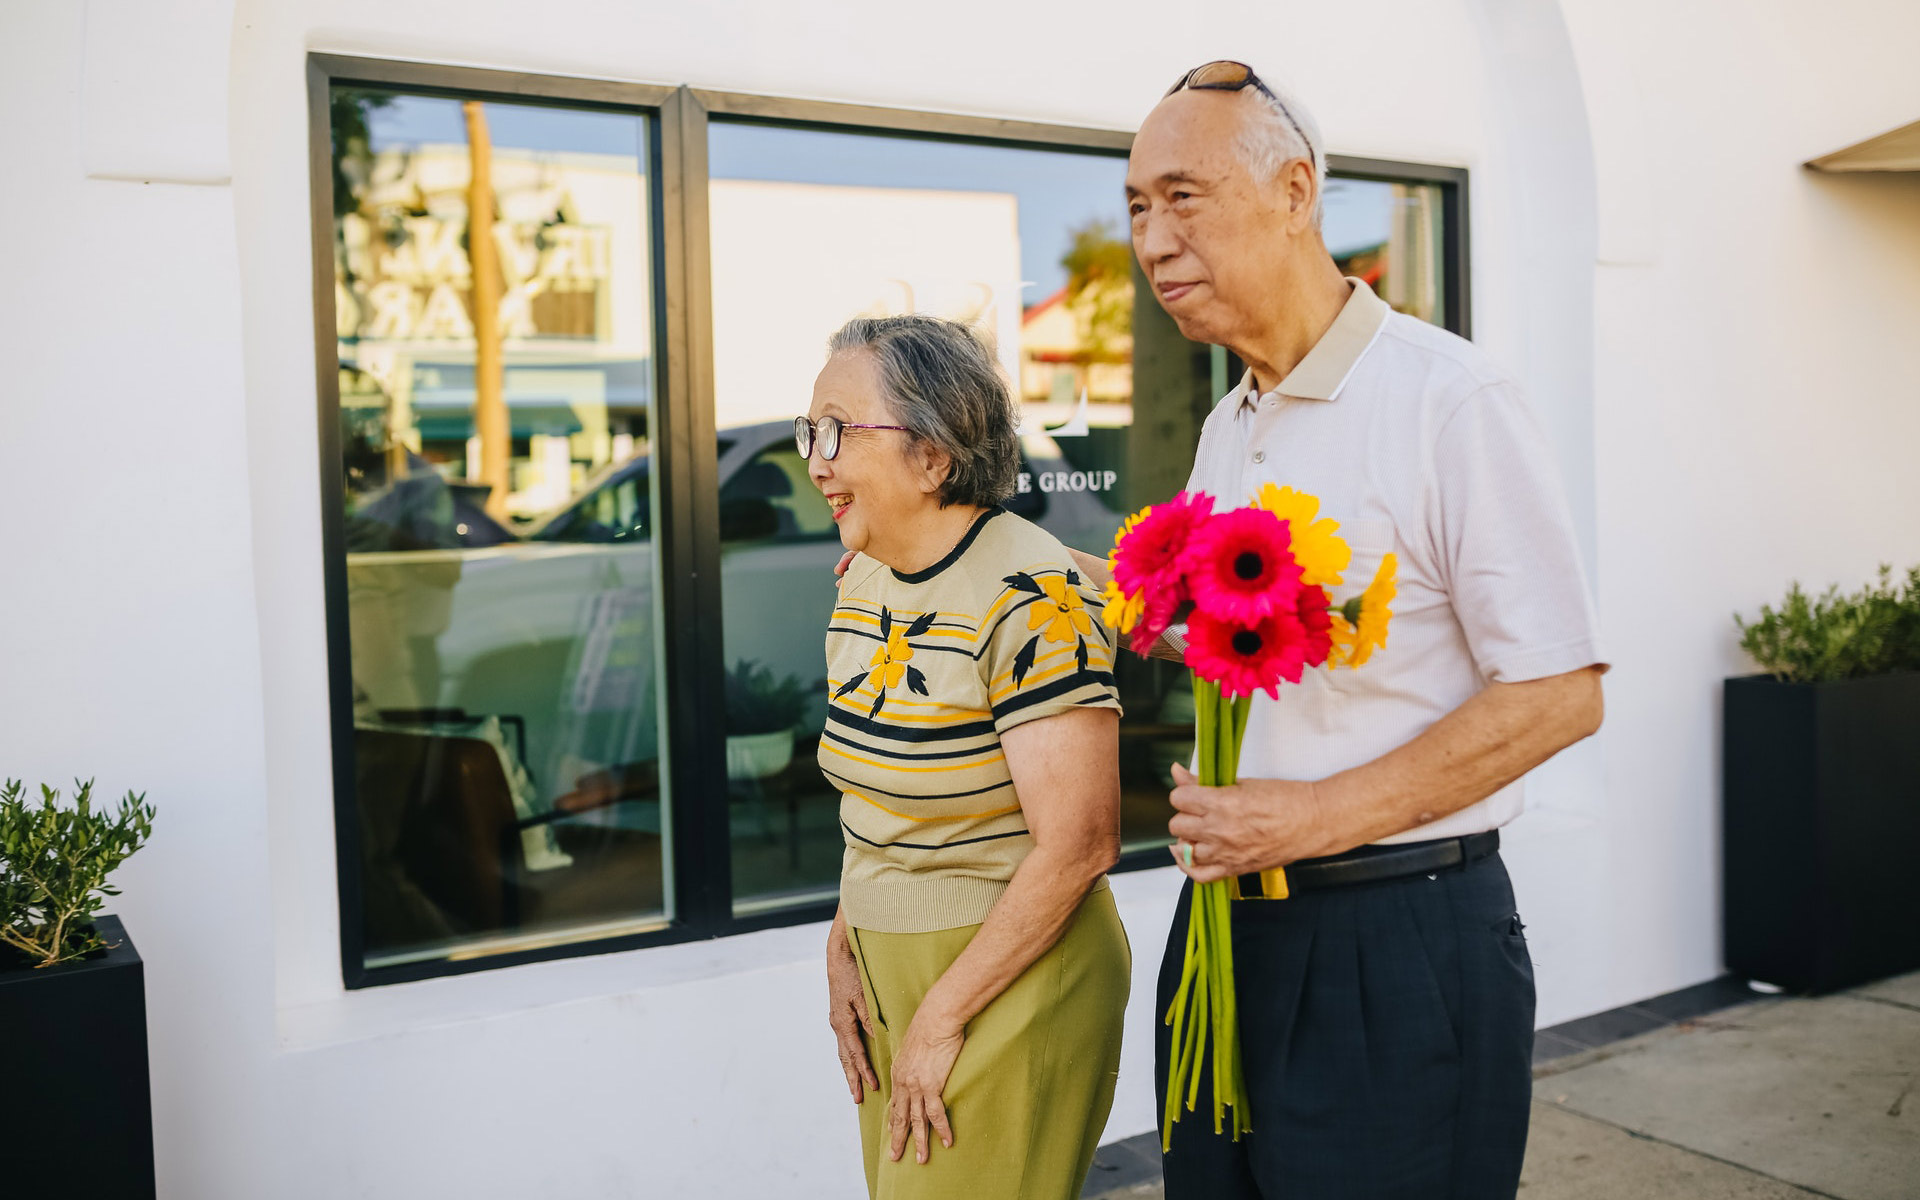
[1125,91,1307,347]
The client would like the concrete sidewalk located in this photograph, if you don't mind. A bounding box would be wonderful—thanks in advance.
[1084,972,1920,1199]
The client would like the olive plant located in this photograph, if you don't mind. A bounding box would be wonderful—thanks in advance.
[0,779,155,969]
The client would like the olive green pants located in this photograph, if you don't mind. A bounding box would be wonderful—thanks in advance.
[847,888,1131,1200]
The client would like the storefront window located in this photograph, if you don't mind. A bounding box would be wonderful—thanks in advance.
[330,86,669,970]
[317,60,1464,981]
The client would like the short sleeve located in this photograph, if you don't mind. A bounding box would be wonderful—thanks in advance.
[981,563,1123,735]
[1429,382,1607,683]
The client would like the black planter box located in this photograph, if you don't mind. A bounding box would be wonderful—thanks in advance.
[1724,672,1920,994]
[0,914,156,1199]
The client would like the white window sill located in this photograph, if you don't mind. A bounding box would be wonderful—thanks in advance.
[275,916,831,1053]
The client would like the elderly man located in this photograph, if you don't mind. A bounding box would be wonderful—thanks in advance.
[1089,62,1608,1199]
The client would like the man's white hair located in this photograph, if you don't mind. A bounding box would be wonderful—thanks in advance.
[1230,76,1327,221]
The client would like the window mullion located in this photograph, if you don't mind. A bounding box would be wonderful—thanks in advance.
[655,86,735,931]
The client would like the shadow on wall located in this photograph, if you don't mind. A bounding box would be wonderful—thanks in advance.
[1799,168,1920,272]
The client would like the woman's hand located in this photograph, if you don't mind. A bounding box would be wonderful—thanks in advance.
[827,919,879,1103]
[887,1012,964,1164]
[866,706,1119,1164]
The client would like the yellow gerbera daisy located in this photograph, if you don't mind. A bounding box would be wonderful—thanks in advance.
[868,628,914,690]
[1101,578,1145,634]
[1329,553,1397,668]
[1108,505,1151,571]
[1031,575,1095,643]
[1252,484,1350,587]
[1327,612,1355,668]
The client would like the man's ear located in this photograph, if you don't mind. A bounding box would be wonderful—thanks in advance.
[1286,158,1318,230]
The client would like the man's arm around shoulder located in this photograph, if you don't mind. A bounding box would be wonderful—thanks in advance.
[1067,547,1188,663]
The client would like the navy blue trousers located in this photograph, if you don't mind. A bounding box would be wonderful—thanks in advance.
[1155,851,1535,1200]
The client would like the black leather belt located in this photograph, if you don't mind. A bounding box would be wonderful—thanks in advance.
[1234,830,1500,899]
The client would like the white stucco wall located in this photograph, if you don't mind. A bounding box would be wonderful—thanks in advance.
[1558,0,1920,1010]
[3,0,1917,1196]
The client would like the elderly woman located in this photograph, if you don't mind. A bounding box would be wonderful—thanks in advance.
[806,314,1130,1199]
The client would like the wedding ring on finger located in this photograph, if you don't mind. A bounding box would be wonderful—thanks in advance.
[1179,841,1195,868]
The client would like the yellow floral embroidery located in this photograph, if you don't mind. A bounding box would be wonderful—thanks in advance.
[1030,575,1095,644]
[868,628,914,690]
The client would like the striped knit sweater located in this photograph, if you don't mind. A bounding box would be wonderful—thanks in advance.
[823,507,1123,934]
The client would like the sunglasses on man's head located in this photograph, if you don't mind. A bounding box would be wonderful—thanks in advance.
[1164,60,1317,173]
[794,415,910,462]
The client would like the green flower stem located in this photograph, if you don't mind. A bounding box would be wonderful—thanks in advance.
[1211,882,1229,1134]
[1232,695,1252,773]
[1185,903,1210,1113]
[1217,880,1241,1129]
[1163,675,1253,1150]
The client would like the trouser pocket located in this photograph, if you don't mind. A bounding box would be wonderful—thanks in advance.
[847,926,887,1030]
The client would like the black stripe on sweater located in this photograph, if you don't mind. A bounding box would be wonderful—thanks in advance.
[821,769,1008,803]
[824,705,998,743]
[822,728,1005,762]
[825,626,977,656]
[841,820,1030,852]
[990,670,1118,724]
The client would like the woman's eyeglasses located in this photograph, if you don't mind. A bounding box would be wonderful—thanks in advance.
[1164,60,1316,173]
[794,415,910,462]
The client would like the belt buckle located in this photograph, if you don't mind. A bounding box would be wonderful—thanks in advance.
[1231,868,1290,900]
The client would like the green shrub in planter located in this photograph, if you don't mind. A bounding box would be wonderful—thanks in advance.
[0,778,155,969]
[2,777,158,1198]
[1725,565,1920,993]
[1735,563,1920,683]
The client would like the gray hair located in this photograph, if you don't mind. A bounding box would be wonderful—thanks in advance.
[1230,76,1327,220]
[826,315,1020,510]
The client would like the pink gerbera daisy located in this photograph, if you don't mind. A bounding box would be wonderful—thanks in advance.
[1182,506,1304,624]
[1111,491,1214,598]
[1292,583,1336,671]
[1185,607,1321,698]
[1126,576,1190,657]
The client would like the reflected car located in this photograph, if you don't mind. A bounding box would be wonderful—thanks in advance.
[345,420,1122,809]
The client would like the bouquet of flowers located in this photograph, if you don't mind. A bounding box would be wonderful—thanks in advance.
[1101,484,1397,1148]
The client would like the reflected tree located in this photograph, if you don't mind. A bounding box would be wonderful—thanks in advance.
[330,88,393,220]
[1060,219,1134,360]
[462,101,510,519]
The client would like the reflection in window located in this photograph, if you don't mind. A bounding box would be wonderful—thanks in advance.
[720,445,838,544]
[536,461,650,543]
[1323,177,1446,327]
[705,123,1223,912]
[332,86,669,970]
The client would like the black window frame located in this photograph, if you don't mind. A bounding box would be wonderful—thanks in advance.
[307,54,1471,988]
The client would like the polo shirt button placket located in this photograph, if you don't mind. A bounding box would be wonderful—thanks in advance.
[1252,450,1266,464]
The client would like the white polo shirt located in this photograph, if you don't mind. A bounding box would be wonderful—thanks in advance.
[1181,279,1605,843]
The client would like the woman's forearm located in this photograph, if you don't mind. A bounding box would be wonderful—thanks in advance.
[904,707,1121,1035]
[910,843,1113,1034]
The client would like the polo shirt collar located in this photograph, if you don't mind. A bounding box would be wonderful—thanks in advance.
[1238,277,1391,410]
